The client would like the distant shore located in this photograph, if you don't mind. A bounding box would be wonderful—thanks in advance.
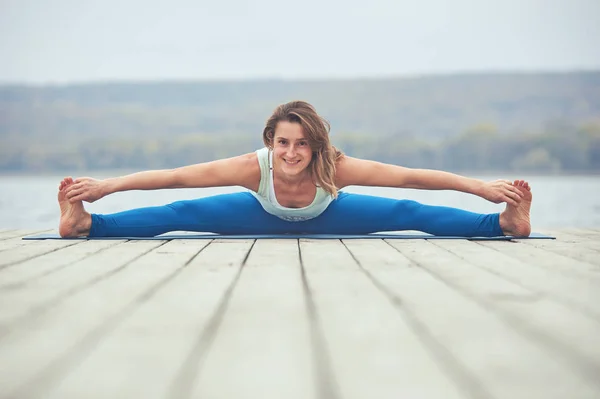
[1,169,599,178]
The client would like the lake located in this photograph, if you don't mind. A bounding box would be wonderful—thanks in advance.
[1,173,599,230]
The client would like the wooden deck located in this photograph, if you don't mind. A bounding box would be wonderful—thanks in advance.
[0,228,599,399]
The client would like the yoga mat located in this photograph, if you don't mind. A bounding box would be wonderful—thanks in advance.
[23,232,555,241]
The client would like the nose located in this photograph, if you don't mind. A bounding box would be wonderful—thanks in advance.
[286,145,297,157]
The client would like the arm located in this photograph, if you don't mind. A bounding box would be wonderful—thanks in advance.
[335,156,523,205]
[66,152,260,203]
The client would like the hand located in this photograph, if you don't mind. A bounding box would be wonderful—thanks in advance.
[65,177,107,203]
[480,179,524,206]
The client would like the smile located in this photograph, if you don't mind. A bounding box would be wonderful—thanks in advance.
[284,159,301,165]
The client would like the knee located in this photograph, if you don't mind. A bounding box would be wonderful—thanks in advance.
[166,200,195,212]
[393,199,422,213]
[164,200,209,221]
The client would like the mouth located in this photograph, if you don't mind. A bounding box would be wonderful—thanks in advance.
[283,159,301,165]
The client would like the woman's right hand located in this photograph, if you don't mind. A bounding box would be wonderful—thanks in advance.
[65,177,108,203]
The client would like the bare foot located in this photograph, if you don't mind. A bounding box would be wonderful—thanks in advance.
[58,177,92,238]
[499,180,532,237]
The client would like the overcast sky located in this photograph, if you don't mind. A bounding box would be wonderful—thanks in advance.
[1,0,599,84]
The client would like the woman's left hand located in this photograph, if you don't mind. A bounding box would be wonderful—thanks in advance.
[479,180,524,206]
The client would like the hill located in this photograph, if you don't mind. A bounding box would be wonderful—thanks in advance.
[1,72,599,172]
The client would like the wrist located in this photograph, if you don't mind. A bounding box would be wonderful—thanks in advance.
[101,178,117,197]
[470,179,486,196]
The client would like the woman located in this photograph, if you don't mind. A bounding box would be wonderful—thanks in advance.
[58,101,532,238]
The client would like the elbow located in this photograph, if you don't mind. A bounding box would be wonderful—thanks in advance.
[168,168,186,188]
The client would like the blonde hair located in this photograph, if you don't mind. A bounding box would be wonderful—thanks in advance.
[263,101,344,198]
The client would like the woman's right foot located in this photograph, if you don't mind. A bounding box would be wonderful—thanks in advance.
[499,180,532,237]
[58,177,92,238]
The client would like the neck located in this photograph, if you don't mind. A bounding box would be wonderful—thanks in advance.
[275,172,308,186]
[272,159,311,186]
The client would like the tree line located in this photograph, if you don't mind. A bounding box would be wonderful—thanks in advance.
[2,72,599,173]
[2,122,598,173]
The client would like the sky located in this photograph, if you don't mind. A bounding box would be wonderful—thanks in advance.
[1,0,599,84]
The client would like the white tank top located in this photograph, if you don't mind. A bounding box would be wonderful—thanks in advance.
[250,147,334,221]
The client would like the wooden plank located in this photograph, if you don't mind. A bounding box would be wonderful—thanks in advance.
[563,228,600,238]
[372,239,599,399]
[0,239,201,399]
[0,229,52,240]
[0,230,55,252]
[0,240,126,290]
[514,238,600,267]
[542,229,600,252]
[431,240,600,321]
[478,240,600,281]
[299,239,465,399]
[399,240,600,382]
[0,240,160,327]
[548,228,600,240]
[39,240,252,399]
[192,239,315,399]
[0,235,42,252]
[0,240,82,270]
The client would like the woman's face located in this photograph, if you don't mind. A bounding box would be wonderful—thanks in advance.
[272,121,313,177]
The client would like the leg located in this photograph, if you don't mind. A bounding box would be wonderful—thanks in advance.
[297,192,504,237]
[89,192,299,237]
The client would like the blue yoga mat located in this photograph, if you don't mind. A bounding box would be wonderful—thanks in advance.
[23,232,555,241]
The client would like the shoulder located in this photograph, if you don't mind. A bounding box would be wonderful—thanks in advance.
[170,151,261,190]
[208,151,261,190]
[334,156,377,188]
[335,155,410,188]
[236,151,262,191]
[231,152,261,176]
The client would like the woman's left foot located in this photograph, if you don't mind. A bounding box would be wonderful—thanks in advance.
[499,180,532,237]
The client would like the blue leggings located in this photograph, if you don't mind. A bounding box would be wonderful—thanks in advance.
[89,192,504,237]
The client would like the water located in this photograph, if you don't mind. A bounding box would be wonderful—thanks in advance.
[1,172,599,229]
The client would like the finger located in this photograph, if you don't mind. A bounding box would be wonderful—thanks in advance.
[70,195,85,203]
[65,183,83,194]
[504,189,522,203]
[502,194,519,206]
[506,184,525,197]
[66,188,84,199]
[505,195,519,206]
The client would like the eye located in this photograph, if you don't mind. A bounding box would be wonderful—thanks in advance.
[299,141,308,146]
[278,139,287,145]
